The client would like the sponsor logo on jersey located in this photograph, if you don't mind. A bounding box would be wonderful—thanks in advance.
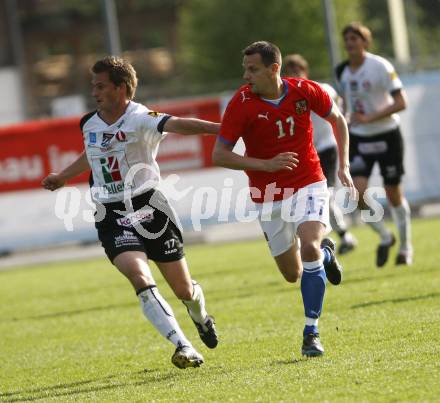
[164,248,178,255]
[115,130,127,142]
[362,80,371,91]
[101,132,114,148]
[295,99,308,115]
[240,91,251,103]
[114,230,141,247]
[96,182,132,196]
[257,112,269,120]
[148,111,161,117]
[385,165,398,178]
[89,132,96,144]
[350,80,358,91]
[100,156,122,183]
[116,208,155,227]
[164,238,178,254]
[358,141,387,154]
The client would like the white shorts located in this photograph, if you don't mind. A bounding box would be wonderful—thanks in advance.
[257,181,330,257]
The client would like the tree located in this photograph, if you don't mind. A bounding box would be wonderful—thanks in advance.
[178,0,336,87]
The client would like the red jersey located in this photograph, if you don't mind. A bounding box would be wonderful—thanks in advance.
[220,77,331,203]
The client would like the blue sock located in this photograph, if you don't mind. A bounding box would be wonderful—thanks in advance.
[301,260,326,336]
[304,324,318,335]
[321,247,331,266]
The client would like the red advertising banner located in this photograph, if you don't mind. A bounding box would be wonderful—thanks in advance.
[0,97,221,193]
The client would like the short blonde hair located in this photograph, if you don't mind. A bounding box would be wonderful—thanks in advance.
[342,22,372,48]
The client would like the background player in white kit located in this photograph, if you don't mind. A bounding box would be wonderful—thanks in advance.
[283,54,357,255]
[42,56,219,369]
[336,22,413,267]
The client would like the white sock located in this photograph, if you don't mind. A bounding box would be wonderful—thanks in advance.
[182,281,208,327]
[366,212,392,243]
[137,286,192,348]
[391,198,412,252]
[329,197,347,234]
[342,231,356,243]
[305,317,319,327]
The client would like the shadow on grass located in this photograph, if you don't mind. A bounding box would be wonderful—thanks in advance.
[0,368,177,402]
[274,358,308,366]
[351,292,440,309]
[341,270,407,286]
[0,301,136,323]
[342,265,439,286]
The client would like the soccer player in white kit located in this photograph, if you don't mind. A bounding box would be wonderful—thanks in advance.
[42,56,219,369]
[336,22,413,267]
[283,54,358,255]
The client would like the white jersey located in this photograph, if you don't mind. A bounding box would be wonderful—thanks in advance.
[337,52,403,137]
[311,82,338,152]
[81,101,169,203]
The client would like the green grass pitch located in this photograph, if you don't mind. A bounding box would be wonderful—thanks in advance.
[1,217,439,402]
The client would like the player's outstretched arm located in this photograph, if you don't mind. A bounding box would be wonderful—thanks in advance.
[212,138,298,172]
[163,116,220,136]
[42,151,90,191]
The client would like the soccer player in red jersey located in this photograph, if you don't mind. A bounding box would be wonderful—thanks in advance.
[213,41,354,356]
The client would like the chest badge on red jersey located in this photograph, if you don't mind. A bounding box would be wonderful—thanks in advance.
[295,99,308,115]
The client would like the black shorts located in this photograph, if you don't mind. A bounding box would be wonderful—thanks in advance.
[318,146,338,187]
[95,189,185,263]
[349,128,404,185]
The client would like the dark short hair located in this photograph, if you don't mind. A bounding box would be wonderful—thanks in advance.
[242,41,282,67]
[283,54,309,75]
[92,56,138,99]
[342,22,372,48]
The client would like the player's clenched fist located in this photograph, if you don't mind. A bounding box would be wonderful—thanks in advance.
[41,173,65,191]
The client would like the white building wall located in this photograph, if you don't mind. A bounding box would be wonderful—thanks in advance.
[0,68,24,125]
